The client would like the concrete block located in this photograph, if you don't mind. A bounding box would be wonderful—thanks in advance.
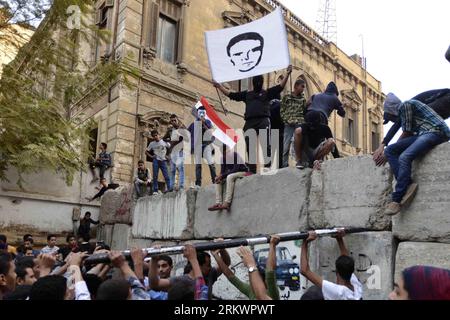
[111,224,131,250]
[309,156,392,231]
[194,168,310,238]
[97,224,114,247]
[313,232,394,300]
[393,143,450,243]
[131,190,196,240]
[394,242,450,282]
[99,185,134,225]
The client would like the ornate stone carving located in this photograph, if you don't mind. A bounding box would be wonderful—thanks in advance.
[341,89,363,111]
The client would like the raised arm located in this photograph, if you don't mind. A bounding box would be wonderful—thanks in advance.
[279,65,293,90]
[110,250,150,300]
[209,238,231,277]
[67,252,91,300]
[300,231,323,288]
[184,245,208,300]
[267,235,279,272]
[213,81,231,97]
[266,235,280,300]
[130,248,145,284]
[211,249,234,278]
[334,229,349,257]
[238,246,271,300]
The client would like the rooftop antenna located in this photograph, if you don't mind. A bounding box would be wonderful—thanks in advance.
[316,0,337,44]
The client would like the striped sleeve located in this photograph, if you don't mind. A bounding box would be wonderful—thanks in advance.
[400,102,414,133]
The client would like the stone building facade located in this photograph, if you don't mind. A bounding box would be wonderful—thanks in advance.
[73,0,385,186]
[0,0,385,244]
[0,24,34,76]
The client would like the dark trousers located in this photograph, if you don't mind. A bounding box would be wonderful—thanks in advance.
[385,132,447,202]
[89,159,109,179]
[195,164,217,187]
[244,118,271,174]
[152,160,172,192]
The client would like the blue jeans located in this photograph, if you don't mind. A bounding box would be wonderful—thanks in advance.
[170,153,185,189]
[282,124,302,168]
[152,160,172,192]
[385,132,447,202]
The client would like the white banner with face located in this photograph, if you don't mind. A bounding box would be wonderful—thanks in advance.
[205,7,290,83]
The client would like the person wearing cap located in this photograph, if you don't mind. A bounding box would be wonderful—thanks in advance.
[383,93,450,216]
[373,89,450,166]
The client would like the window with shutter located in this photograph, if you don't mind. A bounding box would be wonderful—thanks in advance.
[145,0,183,64]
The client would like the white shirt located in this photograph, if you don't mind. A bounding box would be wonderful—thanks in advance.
[322,274,363,300]
[40,245,60,255]
[147,140,170,161]
[75,281,91,300]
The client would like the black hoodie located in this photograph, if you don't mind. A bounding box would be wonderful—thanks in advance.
[309,82,345,119]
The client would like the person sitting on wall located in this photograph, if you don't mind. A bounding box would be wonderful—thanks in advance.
[293,111,338,170]
[89,142,112,183]
[300,229,363,300]
[86,178,119,202]
[134,160,151,199]
[373,89,450,166]
[208,146,250,212]
[214,65,293,174]
[382,93,450,216]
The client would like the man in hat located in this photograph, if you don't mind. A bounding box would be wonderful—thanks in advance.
[383,93,450,216]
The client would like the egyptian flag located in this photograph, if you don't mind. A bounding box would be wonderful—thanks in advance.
[194,96,238,148]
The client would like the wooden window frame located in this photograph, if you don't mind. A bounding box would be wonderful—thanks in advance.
[143,0,184,64]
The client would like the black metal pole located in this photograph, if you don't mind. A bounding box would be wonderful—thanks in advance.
[84,227,368,265]
[215,87,228,116]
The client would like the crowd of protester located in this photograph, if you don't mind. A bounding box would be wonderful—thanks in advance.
[2,47,450,301]
[2,230,449,300]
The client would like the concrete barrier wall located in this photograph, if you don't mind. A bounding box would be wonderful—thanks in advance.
[94,143,450,299]
[194,169,310,238]
[392,143,450,243]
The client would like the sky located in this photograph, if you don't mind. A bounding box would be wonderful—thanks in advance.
[279,0,450,139]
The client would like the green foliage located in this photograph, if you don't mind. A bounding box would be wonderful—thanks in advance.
[0,0,139,186]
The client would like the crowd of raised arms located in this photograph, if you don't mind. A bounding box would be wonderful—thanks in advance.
[1,48,450,301]
[1,228,450,300]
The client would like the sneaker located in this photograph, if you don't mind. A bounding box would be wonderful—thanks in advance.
[400,183,418,207]
[296,161,305,169]
[385,202,401,216]
[152,192,159,196]
[219,202,231,211]
[208,204,222,211]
